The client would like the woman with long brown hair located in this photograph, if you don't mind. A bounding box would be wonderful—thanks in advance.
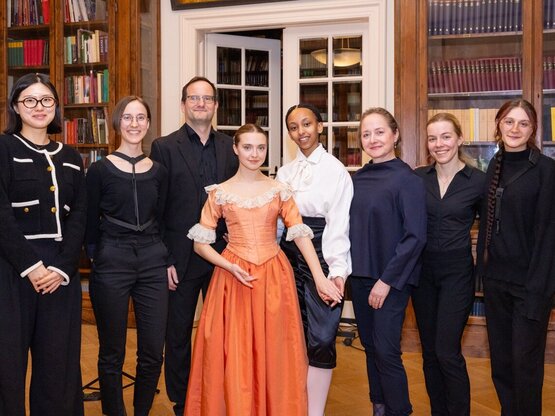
[476,99,555,415]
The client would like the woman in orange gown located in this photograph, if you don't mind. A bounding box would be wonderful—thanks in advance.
[184,124,343,416]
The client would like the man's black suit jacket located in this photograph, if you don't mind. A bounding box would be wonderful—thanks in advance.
[150,124,238,280]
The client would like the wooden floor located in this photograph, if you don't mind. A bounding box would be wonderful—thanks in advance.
[27,323,555,415]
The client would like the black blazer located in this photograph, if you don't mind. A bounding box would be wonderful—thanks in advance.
[150,124,238,279]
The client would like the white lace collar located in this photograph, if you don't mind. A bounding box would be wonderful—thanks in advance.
[205,183,293,208]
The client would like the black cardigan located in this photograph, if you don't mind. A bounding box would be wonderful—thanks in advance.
[0,134,86,281]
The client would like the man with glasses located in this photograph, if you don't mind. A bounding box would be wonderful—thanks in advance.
[150,76,238,416]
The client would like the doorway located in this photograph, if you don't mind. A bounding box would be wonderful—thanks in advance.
[161,0,391,143]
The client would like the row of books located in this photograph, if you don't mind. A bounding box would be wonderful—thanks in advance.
[428,108,498,142]
[64,0,107,23]
[80,148,108,171]
[7,39,49,66]
[428,0,523,36]
[429,56,555,94]
[429,56,521,93]
[63,108,108,145]
[7,0,50,27]
[544,107,555,142]
[429,0,555,37]
[469,299,485,317]
[63,70,109,104]
[64,29,108,64]
[217,59,241,85]
[245,115,268,127]
[332,146,362,168]
[247,94,268,109]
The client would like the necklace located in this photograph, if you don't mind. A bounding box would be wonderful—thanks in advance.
[18,133,50,150]
[31,141,50,150]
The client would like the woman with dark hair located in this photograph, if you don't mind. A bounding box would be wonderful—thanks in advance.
[476,99,555,415]
[185,123,342,415]
[85,96,171,416]
[277,103,353,416]
[349,107,427,416]
[0,73,86,415]
[413,112,485,415]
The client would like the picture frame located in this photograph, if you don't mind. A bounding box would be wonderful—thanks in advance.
[170,0,292,11]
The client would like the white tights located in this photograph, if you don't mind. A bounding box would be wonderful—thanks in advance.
[307,365,333,416]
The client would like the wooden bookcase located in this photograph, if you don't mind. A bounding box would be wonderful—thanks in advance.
[0,0,160,328]
[395,0,555,362]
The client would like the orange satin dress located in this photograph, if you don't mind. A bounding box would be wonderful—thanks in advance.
[184,183,309,416]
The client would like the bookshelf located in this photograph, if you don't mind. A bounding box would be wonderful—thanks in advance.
[395,0,555,361]
[0,0,160,166]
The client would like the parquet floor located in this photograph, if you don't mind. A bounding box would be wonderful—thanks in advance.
[26,323,555,415]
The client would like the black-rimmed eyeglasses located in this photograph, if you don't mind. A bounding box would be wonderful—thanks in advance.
[17,96,57,109]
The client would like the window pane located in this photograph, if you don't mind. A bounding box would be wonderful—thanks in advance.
[217,47,241,85]
[333,126,361,167]
[300,83,328,121]
[333,82,362,122]
[246,91,268,127]
[245,49,269,87]
[217,89,241,126]
[300,38,328,78]
[332,36,362,77]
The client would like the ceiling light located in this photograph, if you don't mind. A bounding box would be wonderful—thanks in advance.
[311,47,361,67]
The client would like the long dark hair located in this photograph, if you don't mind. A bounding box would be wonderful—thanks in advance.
[483,99,538,259]
[4,73,62,135]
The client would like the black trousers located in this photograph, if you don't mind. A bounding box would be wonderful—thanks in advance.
[90,236,168,416]
[0,240,83,416]
[350,276,413,416]
[164,270,212,415]
[411,249,474,416]
[483,277,552,416]
[281,216,343,369]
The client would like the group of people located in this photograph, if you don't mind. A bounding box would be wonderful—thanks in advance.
[0,72,553,416]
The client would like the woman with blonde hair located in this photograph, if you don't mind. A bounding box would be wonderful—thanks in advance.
[185,123,342,415]
[349,107,427,416]
[413,112,485,415]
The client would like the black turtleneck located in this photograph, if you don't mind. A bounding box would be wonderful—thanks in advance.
[484,149,550,286]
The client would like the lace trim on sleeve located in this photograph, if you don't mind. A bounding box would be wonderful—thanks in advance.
[205,182,294,208]
[285,223,314,241]
[187,223,216,244]
[278,184,294,201]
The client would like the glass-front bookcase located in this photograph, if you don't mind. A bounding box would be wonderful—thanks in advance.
[543,0,555,158]
[427,0,524,171]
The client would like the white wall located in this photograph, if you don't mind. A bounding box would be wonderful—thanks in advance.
[160,0,395,137]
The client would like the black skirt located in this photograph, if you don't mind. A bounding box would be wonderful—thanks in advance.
[281,216,343,369]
